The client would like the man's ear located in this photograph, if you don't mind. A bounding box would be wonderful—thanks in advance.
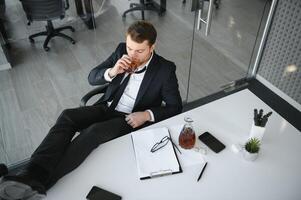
[150,43,156,53]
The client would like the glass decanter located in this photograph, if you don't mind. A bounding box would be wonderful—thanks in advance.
[178,117,196,149]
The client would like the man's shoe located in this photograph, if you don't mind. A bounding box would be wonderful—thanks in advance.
[0,174,46,200]
[0,180,45,199]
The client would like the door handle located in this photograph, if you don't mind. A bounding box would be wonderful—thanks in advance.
[196,0,214,36]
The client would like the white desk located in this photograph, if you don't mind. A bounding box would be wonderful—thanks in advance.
[45,89,301,200]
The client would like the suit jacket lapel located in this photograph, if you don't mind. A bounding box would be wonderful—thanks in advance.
[134,53,160,108]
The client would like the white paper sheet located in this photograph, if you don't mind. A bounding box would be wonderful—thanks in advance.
[131,127,180,179]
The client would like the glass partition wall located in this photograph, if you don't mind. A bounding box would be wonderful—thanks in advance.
[0,0,271,166]
[0,0,105,166]
[187,0,271,101]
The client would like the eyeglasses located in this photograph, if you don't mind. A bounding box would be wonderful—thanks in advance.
[150,136,182,154]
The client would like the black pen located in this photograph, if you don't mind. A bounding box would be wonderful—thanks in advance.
[197,162,207,182]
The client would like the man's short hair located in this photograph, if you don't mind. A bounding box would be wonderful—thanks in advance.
[127,21,157,46]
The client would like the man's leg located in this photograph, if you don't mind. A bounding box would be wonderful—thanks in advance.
[0,104,110,199]
[29,105,110,176]
[45,116,133,189]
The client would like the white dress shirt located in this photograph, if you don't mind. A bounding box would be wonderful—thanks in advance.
[104,53,155,121]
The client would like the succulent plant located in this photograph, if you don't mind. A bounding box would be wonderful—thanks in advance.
[245,138,260,153]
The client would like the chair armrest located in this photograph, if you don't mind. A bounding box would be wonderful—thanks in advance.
[80,84,109,107]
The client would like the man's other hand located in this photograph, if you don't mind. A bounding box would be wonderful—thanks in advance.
[109,55,131,78]
[125,111,151,128]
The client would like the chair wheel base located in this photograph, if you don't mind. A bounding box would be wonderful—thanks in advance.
[28,21,75,51]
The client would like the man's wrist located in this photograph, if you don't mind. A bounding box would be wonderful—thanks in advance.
[144,111,151,121]
[145,110,155,122]
[108,68,116,78]
[104,68,115,82]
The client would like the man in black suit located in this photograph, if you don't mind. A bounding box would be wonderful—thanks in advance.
[0,21,182,199]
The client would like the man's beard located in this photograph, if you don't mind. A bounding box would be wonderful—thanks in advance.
[137,53,151,66]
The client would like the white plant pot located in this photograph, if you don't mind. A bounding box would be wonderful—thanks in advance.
[243,149,258,161]
[249,122,266,141]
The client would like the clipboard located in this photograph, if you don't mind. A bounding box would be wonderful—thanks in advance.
[131,127,182,180]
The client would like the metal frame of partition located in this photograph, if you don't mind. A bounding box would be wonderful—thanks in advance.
[248,0,278,78]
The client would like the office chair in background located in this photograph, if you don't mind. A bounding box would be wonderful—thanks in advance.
[122,0,166,20]
[21,0,76,51]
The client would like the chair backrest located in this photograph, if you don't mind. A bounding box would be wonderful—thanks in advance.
[20,0,66,22]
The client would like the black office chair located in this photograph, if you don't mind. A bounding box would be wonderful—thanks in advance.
[80,83,193,112]
[20,0,76,51]
[80,84,109,107]
[122,0,166,20]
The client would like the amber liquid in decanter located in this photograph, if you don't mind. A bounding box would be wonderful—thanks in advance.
[178,117,196,149]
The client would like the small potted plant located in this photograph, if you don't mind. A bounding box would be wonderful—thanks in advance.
[243,138,260,161]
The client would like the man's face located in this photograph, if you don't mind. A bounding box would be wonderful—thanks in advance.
[126,35,155,66]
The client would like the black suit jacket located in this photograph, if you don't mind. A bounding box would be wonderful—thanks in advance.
[88,43,182,122]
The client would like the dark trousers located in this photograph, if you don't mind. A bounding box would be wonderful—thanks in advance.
[28,104,133,189]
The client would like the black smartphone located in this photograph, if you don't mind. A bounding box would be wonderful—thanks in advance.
[198,132,225,153]
[86,186,122,200]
